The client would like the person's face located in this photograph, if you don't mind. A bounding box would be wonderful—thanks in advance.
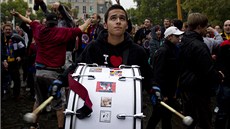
[223,20,230,34]
[168,34,180,44]
[164,19,171,29]
[214,25,222,33]
[156,29,161,38]
[104,9,128,37]
[144,19,151,29]
[3,26,12,36]
[15,25,21,32]
[91,14,98,25]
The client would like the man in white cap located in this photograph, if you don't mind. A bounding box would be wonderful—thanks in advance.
[146,26,184,129]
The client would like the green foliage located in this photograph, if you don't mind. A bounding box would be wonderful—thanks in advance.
[34,9,46,21]
[1,1,78,24]
[2,0,228,27]
[72,8,79,19]
[1,0,28,23]
[127,0,179,25]
[129,0,229,26]
[182,0,230,26]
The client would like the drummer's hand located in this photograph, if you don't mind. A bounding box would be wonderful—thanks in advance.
[76,105,92,119]
[150,86,162,106]
[48,79,63,99]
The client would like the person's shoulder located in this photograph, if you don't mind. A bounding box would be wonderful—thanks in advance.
[220,40,230,47]
[129,42,146,53]
[58,27,81,33]
[83,40,98,49]
[136,28,144,33]
[30,20,40,27]
[153,45,168,56]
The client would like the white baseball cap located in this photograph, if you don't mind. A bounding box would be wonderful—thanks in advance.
[164,26,184,38]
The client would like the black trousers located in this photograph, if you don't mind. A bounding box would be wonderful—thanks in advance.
[8,62,21,98]
[182,93,212,129]
[215,84,230,129]
[146,99,174,129]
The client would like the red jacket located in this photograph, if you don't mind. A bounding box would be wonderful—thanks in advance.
[30,21,82,67]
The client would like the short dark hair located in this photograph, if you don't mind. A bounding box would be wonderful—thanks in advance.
[3,23,13,30]
[145,18,152,23]
[172,19,183,30]
[104,4,128,23]
[187,13,208,31]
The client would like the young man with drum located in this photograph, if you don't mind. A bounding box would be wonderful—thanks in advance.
[50,4,159,122]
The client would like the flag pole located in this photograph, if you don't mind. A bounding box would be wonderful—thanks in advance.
[177,0,182,20]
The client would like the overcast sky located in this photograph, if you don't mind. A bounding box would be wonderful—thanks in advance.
[111,0,137,9]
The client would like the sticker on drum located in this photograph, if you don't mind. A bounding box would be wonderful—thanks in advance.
[89,67,102,72]
[96,81,116,93]
[110,69,122,76]
[100,110,111,123]
[101,97,112,107]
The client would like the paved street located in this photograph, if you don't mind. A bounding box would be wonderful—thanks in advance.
[1,87,58,129]
[1,87,184,129]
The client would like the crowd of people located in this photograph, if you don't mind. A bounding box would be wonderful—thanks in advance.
[1,0,230,129]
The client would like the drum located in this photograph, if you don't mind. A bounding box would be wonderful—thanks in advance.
[64,63,144,129]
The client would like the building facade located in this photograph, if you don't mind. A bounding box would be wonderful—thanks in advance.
[47,0,112,21]
[1,0,112,22]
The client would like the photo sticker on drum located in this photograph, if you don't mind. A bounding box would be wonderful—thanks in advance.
[96,81,116,93]
[101,97,112,107]
[100,110,111,123]
[110,69,122,76]
[89,67,102,72]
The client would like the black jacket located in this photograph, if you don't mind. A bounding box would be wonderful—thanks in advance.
[152,39,179,97]
[134,28,151,45]
[178,31,222,96]
[1,33,25,62]
[61,29,154,91]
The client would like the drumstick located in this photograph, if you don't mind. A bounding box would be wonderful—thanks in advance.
[24,96,54,123]
[160,101,193,126]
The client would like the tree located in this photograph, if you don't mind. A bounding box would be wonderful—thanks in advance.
[182,0,230,26]
[1,0,28,24]
[1,0,78,25]
[126,8,138,25]
[132,0,178,25]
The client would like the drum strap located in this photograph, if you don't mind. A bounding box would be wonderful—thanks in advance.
[122,48,129,65]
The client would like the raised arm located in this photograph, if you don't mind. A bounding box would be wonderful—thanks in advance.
[52,2,75,27]
[115,0,120,5]
[78,18,91,32]
[11,11,32,24]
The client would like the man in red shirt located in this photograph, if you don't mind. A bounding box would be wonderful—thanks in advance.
[11,11,91,129]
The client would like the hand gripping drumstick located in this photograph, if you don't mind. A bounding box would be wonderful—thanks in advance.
[24,96,54,123]
[160,101,193,126]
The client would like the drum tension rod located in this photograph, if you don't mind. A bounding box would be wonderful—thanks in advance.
[72,75,95,80]
[118,76,143,81]
[116,113,146,119]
